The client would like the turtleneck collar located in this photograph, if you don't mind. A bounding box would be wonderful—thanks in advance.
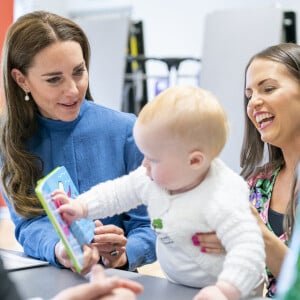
[36,100,89,131]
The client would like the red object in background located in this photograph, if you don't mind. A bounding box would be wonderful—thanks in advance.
[0,0,13,207]
[0,0,13,53]
[0,0,14,111]
[0,192,6,207]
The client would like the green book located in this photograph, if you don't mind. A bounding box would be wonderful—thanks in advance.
[35,166,95,273]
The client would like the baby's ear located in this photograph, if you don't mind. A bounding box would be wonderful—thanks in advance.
[189,150,205,169]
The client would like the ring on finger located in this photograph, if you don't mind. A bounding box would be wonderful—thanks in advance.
[110,249,119,257]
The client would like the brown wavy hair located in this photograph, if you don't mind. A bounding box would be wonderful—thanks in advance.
[0,11,93,218]
[240,43,300,236]
[240,43,300,179]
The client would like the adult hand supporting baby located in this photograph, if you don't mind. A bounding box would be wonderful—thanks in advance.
[192,232,225,254]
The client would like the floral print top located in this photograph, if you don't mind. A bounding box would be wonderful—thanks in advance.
[248,165,288,298]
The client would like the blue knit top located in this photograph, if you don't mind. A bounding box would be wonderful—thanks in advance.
[4,100,156,270]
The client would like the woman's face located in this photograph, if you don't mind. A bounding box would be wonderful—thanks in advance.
[245,58,300,149]
[12,41,88,121]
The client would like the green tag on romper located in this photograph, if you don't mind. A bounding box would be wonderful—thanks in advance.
[152,218,163,229]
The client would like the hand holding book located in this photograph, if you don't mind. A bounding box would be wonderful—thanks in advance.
[35,166,95,273]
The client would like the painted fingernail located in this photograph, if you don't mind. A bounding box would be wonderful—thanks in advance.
[200,247,207,253]
[192,235,200,246]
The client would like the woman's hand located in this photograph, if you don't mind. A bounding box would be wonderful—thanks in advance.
[55,241,100,275]
[192,232,225,254]
[51,264,143,300]
[249,205,288,277]
[191,206,268,255]
[93,220,128,269]
[249,205,271,239]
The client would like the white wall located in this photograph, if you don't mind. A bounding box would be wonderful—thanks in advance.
[15,0,300,58]
[14,1,300,92]
[128,0,300,57]
[126,0,300,97]
[199,8,284,172]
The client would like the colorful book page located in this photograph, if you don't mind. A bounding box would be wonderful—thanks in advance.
[35,166,95,273]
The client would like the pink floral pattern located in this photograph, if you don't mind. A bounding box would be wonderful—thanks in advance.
[248,165,287,298]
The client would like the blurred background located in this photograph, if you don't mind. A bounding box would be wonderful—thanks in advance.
[0,0,299,277]
[1,0,299,172]
[8,0,300,172]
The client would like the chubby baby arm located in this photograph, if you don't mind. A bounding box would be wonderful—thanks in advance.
[52,190,88,224]
[194,281,240,300]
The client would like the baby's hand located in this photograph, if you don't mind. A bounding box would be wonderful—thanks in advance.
[193,285,228,300]
[52,190,87,225]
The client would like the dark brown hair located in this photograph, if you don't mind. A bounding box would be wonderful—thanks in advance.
[240,43,300,236]
[0,11,93,217]
[241,43,300,179]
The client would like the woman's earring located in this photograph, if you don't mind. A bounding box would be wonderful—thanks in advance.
[24,92,30,101]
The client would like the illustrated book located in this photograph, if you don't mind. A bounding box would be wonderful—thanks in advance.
[35,166,95,273]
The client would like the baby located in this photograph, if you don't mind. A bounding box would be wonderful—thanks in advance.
[54,86,265,300]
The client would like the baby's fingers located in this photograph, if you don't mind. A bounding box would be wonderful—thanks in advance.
[51,190,71,205]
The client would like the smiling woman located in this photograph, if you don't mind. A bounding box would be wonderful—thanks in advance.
[11,41,89,121]
[0,10,156,275]
[195,43,300,299]
[245,58,300,146]
[230,43,300,298]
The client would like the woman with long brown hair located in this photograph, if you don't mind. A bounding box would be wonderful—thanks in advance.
[0,11,156,274]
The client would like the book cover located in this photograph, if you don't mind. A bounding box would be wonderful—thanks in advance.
[35,166,95,273]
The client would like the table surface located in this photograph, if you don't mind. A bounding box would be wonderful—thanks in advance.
[3,248,265,300]
[9,264,199,300]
